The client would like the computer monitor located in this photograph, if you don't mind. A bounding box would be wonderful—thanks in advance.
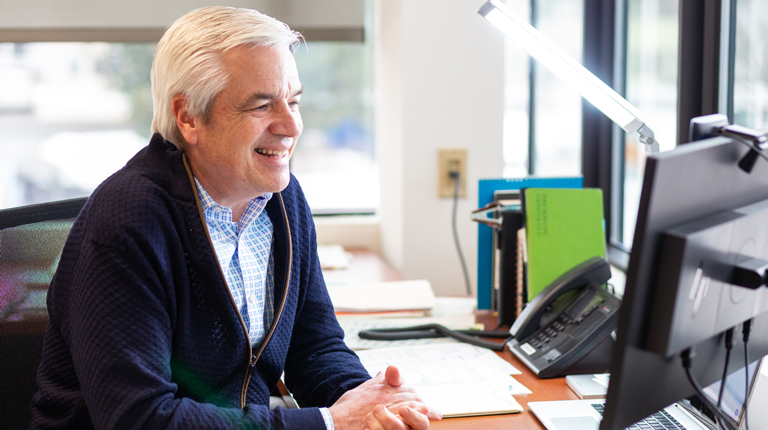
[600,134,768,429]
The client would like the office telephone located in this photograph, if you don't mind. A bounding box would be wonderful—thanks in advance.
[507,256,621,378]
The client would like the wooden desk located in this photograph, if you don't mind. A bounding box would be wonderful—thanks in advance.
[323,249,577,429]
[431,311,580,430]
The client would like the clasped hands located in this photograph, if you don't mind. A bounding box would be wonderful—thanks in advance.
[329,365,442,430]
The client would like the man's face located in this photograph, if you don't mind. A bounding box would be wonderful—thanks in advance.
[184,44,303,209]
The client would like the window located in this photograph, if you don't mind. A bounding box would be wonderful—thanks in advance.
[619,0,679,248]
[502,0,584,178]
[0,39,376,214]
[531,0,584,177]
[502,0,531,178]
[0,42,155,209]
[732,0,768,129]
[292,40,377,214]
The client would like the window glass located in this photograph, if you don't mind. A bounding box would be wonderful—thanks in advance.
[0,40,377,214]
[502,0,583,178]
[621,0,679,247]
[733,0,768,129]
[292,41,377,214]
[502,0,531,178]
[531,0,583,177]
[0,42,155,209]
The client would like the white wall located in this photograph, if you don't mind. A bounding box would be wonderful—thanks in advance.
[376,0,505,296]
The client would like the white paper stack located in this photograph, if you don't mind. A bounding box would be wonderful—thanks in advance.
[327,279,436,313]
[355,343,530,418]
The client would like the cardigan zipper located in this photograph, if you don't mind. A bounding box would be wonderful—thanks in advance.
[182,155,292,409]
[239,192,292,407]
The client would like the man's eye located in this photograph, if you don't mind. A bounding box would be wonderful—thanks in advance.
[254,104,269,111]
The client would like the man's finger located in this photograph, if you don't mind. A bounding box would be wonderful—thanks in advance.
[384,365,403,387]
[365,409,386,430]
[372,404,406,430]
[388,401,442,421]
[399,407,430,430]
[372,369,388,383]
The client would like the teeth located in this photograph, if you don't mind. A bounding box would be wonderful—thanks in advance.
[256,148,288,157]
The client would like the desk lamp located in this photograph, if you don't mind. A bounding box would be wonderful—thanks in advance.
[478,0,660,153]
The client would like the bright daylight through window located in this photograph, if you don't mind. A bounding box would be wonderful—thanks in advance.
[0,40,376,214]
[622,0,679,247]
[733,0,768,130]
[502,0,583,178]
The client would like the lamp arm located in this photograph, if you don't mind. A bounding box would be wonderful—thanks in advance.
[637,124,660,153]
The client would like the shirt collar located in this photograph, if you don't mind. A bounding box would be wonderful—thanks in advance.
[194,177,273,229]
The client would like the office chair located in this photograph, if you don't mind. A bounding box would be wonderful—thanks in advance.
[0,197,86,430]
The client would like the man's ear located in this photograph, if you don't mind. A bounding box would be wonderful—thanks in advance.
[172,94,199,146]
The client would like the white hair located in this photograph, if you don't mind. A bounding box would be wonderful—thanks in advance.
[151,6,302,148]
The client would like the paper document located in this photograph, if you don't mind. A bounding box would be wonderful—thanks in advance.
[356,344,529,417]
[317,244,352,269]
[327,280,436,313]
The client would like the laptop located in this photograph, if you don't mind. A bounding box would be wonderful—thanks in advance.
[529,359,763,430]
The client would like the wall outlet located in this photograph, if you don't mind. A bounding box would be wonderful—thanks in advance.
[438,148,467,198]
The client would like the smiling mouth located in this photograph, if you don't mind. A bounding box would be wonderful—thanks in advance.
[255,148,289,158]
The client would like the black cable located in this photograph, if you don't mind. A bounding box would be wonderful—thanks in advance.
[681,349,739,430]
[742,320,752,430]
[358,324,511,351]
[718,328,735,408]
[450,171,472,296]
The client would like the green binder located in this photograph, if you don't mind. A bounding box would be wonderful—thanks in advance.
[523,188,606,301]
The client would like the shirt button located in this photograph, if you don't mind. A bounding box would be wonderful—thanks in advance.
[248,294,256,304]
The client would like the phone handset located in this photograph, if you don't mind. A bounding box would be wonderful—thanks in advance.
[510,256,612,341]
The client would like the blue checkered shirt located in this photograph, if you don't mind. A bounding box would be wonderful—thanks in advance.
[195,179,335,429]
[195,178,275,346]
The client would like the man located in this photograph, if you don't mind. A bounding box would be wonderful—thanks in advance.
[30,7,440,430]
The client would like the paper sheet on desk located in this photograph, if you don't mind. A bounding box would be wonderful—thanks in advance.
[317,244,352,269]
[327,280,436,313]
[356,344,530,417]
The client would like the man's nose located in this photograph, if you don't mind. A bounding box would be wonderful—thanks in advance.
[271,103,302,138]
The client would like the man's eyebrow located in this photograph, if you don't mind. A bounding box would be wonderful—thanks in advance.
[237,87,304,110]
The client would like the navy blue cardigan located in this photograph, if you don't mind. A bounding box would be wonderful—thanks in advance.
[30,134,370,429]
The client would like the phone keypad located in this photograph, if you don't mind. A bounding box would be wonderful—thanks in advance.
[508,286,621,378]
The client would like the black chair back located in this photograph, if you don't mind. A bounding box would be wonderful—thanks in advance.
[0,197,86,430]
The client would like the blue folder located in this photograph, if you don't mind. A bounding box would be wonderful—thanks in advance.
[476,176,583,310]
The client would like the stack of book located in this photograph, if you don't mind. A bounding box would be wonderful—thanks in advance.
[474,178,607,326]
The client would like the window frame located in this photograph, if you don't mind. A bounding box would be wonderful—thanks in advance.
[585,0,731,272]
[581,0,630,270]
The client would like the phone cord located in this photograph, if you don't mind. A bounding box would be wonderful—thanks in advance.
[358,324,511,351]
